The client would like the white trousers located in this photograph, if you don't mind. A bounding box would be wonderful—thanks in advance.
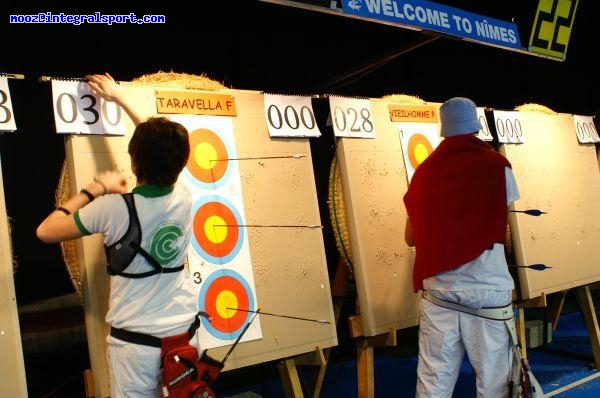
[416,290,514,398]
[107,334,201,398]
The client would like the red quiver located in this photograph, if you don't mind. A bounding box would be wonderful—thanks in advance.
[161,331,224,398]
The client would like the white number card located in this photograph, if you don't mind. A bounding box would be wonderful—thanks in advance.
[328,96,375,138]
[493,110,525,144]
[51,79,125,135]
[263,93,320,137]
[573,115,600,144]
[475,107,492,141]
[0,76,17,132]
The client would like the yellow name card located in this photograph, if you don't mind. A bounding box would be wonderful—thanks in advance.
[388,104,438,123]
[155,91,237,116]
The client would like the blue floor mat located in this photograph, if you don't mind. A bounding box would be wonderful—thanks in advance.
[219,311,600,398]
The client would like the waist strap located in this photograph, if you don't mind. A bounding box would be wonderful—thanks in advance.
[110,312,207,348]
[422,291,514,321]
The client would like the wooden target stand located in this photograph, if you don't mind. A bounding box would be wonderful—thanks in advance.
[509,116,600,392]
[276,258,348,398]
[348,298,397,397]
[326,259,398,398]
[500,107,600,368]
[59,80,339,397]
[277,348,327,398]
[0,155,28,397]
[511,123,600,390]
[277,256,396,398]
[515,285,600,369]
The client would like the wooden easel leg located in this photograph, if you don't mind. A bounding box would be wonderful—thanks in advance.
[514,293,547,358]
[309,347,330,398]
[548,290,568,330]
[278,358,304,398]
[83,369,95,398]
[306,258,352,397]
[291,347,327,397]
[576,285,600,369]
[357,339,375,398]
[280,259,351,398]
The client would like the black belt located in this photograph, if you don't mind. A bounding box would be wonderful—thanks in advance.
[110,312,206,348]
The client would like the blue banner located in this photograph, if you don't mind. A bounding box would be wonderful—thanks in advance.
[341,0,521,49]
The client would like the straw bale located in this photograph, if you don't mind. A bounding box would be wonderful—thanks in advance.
[131,70,227,91]
[328,155,354,275]
[381,93,426,104]
[55,161,83,300]
[514,103,557,115]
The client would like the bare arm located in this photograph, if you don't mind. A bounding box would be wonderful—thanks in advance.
[85,73,146,126]
[404,218,415,247]
[36,170,127,243]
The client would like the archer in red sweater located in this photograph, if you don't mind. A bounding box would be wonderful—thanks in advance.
[403,97,520,398]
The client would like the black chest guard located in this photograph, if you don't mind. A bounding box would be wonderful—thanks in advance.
[104,193,184,278]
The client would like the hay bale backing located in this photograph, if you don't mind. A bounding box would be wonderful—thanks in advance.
[131,70,227,91]
[514,103,557,114]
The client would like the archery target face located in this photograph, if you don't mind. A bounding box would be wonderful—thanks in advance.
[169,114,261,349]
[406,133,434,170]
[198,269,255,340]
[398,123,440,183]
[191,195,244,264]
[183,127,234,189]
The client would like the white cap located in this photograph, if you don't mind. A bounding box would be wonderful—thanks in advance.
[439,97,483,137]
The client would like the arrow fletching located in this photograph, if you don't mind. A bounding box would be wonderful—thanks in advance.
[509,264,552,271]
[510,209,547,216]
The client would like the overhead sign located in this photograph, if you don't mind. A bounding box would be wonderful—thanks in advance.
[528,0,579,60]
[341,0,521,49]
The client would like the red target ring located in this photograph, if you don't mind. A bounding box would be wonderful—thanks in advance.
[186,128,229,183]
[193,200,240,259]
[407,133,434,169]
[203,275,250,333]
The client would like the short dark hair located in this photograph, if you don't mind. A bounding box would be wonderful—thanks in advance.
[128,117,190,186]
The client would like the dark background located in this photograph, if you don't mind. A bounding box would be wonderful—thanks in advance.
[2,0,598,306]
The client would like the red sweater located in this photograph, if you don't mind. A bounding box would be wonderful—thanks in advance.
[403,134,511,292]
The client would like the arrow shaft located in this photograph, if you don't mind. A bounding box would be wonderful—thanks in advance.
[221,309,260,364]
[216,224,322,229]
[227,307,330,324]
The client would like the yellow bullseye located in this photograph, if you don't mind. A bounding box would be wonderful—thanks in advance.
[407,133,434,170]
[204,215,227,244]
[414,143,430,164]
[216,290,238,319]
[186,128,229,183]
[195,142,218,170]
